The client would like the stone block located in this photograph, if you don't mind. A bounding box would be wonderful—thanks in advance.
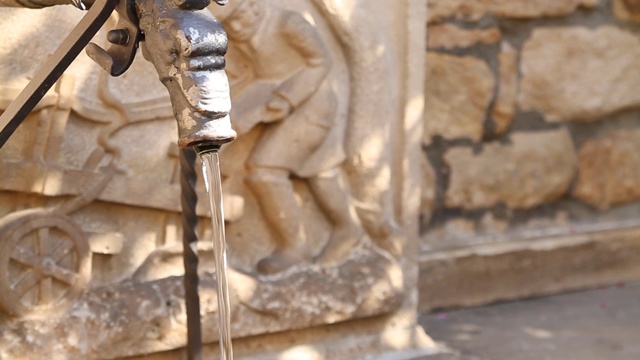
[424,53,494,144]
[428,0,599,23]
[520,26,640,122]
[612,0,640,22]
[427,24,500,50]
[573,130,640,210]
[419,227,640,311]
[444,129,577,210]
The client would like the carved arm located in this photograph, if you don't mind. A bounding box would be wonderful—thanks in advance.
[274,12,332,110]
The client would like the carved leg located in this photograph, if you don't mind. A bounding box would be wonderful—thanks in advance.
[246,167,306,274]
[309,169,363,265]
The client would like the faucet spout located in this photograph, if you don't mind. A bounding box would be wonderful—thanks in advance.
[136,0,236,149]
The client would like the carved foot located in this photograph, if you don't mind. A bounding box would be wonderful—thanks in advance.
[256,250,305,275]
[314,226,364,267]
[371,232,404,259]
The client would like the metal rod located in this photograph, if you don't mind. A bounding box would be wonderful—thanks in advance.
[180,147,203,360]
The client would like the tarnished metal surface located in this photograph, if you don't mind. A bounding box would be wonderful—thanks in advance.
[86,0,141,76]
[137,0,236,148]
[179,147,203,360]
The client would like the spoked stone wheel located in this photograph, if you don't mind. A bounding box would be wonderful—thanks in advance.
[0,209,91,317]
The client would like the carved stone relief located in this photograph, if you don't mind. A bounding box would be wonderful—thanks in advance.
[210,0,359,275]
[0,0,427,358]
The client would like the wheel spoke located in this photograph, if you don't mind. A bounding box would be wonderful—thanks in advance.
[37,227,51,256]
[11,269,33,289]
[49,265,79,285]
[50,240,74,262]
[39,277,53,305]
[47,237,68,258]
[12,271,42,297]
[10,246,40,268]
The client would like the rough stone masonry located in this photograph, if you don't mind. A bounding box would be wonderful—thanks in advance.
[421,0,640,309]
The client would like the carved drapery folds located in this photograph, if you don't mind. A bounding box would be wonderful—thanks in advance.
[0,0,426,358]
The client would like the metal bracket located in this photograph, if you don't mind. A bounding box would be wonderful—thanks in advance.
[86,0,141,76]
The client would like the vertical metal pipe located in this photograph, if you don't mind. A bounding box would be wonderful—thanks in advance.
[180,147,202,360]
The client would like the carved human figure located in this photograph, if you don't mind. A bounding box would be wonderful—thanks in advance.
[213,0,362,274]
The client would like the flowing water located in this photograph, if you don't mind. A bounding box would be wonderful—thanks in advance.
[200,151,234,360]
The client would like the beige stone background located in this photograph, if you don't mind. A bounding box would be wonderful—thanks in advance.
[420,0,640,310]
[4,0,640,358]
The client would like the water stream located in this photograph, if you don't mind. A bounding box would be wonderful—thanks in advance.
[200,151,234,360]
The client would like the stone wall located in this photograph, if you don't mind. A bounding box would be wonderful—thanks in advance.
[422,0,640,248]
[420,0,640,308]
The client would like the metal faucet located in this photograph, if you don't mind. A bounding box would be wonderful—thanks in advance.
[0,0,235,358]
[136,0,236,151]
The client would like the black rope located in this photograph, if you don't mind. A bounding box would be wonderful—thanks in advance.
[180,147,202,360]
